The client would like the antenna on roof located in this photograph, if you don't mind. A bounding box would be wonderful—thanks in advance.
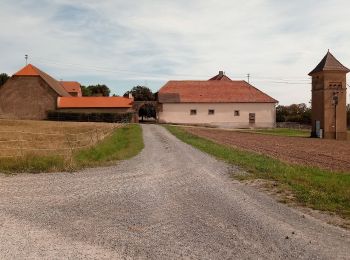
[25,54,28,65]
[247,73,250,83]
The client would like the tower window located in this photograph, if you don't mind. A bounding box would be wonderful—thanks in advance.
[208,109,215,115]
[190,109,197,115]
[234,110,240,116]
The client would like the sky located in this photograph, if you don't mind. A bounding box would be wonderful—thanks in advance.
[0,0,349,105]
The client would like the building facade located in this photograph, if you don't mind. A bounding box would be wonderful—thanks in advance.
[0,64,134,120]
[158,72,278,128]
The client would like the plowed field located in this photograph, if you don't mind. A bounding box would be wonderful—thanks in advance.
[184,127,350,172]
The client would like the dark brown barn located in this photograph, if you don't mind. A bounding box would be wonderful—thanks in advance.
[0,64,70,119]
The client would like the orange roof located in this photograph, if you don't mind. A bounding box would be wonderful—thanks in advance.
[57,97,133,108]
[14,64,70,97]
[60,81,82,96]
[158,80,277,103]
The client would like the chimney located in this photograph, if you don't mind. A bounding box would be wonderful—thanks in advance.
[219,71,224,76]
[128,93,134,100]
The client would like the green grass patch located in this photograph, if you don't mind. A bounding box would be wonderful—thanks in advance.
[241,128,310,137]
[165,125,350,219]
[0,124,144,174]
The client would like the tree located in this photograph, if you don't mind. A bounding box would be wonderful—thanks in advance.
[123,86,154,101]
[81,84,110,97]
[139,103,156,121]
[276,103,311,124]
[0,73,9,87]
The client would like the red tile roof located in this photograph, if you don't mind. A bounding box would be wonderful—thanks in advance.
[158,80,277,103]
[14,64,70,97]
[57,97,133,108]
[60,81,82,96]
[309,51,350,75]
[209,71,232,81]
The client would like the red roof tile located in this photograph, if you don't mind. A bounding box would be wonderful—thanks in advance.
[14,64,70,97]
[60,81,82,96]
[158,80,277,103]
[57,97,133,108]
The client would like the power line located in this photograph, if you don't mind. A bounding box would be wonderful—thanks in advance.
[29,56,312,84]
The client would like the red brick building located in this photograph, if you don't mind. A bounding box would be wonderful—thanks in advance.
[0,64,133,120]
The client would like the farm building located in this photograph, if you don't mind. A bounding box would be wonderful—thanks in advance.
[158,71,278,128]
[0,64,134,120]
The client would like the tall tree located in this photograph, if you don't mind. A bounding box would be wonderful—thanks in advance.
[81,84,110,96]
[0,73,9,87]
[123,86,155,101]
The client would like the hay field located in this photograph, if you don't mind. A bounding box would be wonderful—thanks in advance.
[0,120,119,158]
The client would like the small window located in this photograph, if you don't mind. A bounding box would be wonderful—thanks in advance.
[190,109,197,115]
[234,110,240,116]
[208,109,215,115]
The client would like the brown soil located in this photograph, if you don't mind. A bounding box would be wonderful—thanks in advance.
[184,127,350,172]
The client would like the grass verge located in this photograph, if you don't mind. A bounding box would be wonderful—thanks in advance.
[241,128,310,137]
[0,124,143,173]
[165,125,350,220]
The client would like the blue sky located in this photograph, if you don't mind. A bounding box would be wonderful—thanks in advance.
[0,0,349,105]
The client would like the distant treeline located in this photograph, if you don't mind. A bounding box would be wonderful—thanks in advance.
[277,103,350,127]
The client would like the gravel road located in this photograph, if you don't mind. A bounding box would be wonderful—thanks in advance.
[0,124,349,259]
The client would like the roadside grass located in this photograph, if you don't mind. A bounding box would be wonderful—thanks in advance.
[0,124,143,173]
[241,128,310,137]
[165,125,350,220]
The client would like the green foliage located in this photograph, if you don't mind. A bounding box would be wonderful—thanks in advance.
[165,125,350,219]
[276,103,311,124]
[0,73,9,87]
[0,125,143,173]
[81,84,111,96]
[75,124,144,166]
[124,85,155,101]
[139,103,156,120]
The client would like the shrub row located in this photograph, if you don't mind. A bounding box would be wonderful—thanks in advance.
[47,111,134,123]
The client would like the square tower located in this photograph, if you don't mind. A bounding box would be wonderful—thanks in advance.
[309,51,349,140]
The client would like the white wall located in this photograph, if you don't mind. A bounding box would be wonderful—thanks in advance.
[159,103,276,128]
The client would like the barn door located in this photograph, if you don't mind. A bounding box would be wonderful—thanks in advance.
[249,113,256,125]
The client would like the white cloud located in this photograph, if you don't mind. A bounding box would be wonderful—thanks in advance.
[0,0,349,103]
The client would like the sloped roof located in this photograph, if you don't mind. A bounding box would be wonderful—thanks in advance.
[57,97,133,108]
[60,81,82,96]
[158,80,277,103]
[309,51,350,75]
[209,71,232,81]
[14,64,70,96]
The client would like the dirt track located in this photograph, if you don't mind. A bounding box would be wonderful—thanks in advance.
[185,127,350,172]
[0,125,349,259]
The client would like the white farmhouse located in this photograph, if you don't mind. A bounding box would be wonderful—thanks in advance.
[158,71,278,128]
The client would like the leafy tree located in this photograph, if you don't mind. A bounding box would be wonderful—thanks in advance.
[81,84,110,97]
[123,85,155,101]
[0,73,9,87]
[81,85,91,96]
[276,103,311,124]
[138,103,156,121]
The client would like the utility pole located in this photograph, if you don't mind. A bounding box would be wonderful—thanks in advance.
[247,73,250,83]
[25,54,28,65]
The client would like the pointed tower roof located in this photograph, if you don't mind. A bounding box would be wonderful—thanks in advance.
[13,64,70,96]
[308,51,350,76]
[14,64,41,76]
